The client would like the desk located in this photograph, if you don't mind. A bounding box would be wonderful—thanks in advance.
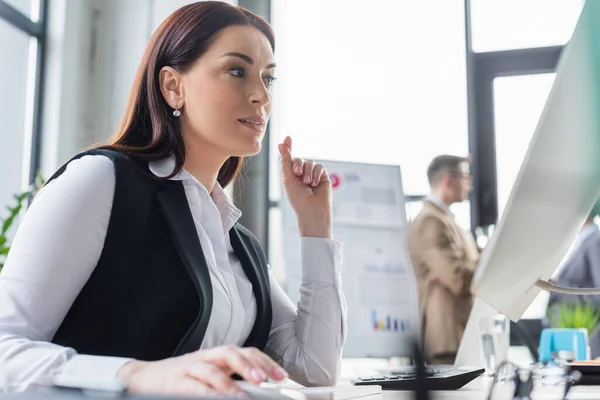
[339,353,600,400]
[2,381,599,400]
[377,378,600,400]
[3,353,600,400]
[1,378,600,400]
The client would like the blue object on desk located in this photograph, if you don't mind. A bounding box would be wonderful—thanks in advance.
[538,328,590,362]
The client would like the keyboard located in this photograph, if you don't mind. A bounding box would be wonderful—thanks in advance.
[351,365,485,391]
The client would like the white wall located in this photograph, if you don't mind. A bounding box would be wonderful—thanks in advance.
[40,0,237,177]
[41,0,93,177]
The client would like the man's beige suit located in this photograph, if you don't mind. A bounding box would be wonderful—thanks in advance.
[407,200,479,361]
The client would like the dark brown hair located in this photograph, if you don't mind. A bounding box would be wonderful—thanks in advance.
[427,154,470,186]
[97,1,275,187]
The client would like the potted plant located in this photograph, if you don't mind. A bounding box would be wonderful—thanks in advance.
[540,301,600,362]
[0,173,45,271]
[547,301,600,336]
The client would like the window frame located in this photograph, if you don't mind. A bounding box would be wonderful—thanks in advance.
[0,0,48,185]
[464,0,561,232]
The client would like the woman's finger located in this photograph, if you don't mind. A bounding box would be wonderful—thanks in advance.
[241,347,288,382]
[283,136,292,153]
[201,346,267,384]
[292,158,304,177]
[278,143,294,182]
[302,160,315,185]
[185,363,239,396]
[311,164,326,187]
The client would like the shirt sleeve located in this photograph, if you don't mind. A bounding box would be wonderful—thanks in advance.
[0,155,132,391]
[264,237,346,387]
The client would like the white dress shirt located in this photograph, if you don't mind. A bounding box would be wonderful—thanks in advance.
[0,155,346,391]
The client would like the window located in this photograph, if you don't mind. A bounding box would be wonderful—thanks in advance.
[0,0,46,237]
[271,0,468,197]
[270,0,470,271]
[494,73,556,220]
[3,0,38,21]
[0,18,31,212]
[470,0,584,53]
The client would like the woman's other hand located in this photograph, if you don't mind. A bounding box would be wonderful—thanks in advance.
[278,136,333,239]
[118,345,288,396]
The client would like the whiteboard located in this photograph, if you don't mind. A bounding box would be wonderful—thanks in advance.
[281,160,421,358]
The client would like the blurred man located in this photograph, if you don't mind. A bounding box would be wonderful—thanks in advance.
[548,206,600,357]
[407,155,479,364]
[551,208,600,282]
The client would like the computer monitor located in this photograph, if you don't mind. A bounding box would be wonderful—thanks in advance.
[471,0,600,322]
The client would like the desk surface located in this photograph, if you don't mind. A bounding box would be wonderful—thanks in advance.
[339,352,600,400]
[1,378,599,400]
[377,378,600,400]
[3,351,600,400]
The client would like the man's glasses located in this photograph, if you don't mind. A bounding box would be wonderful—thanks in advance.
[449,172,472,180]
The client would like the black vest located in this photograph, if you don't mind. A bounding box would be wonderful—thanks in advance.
[47,149,272,360]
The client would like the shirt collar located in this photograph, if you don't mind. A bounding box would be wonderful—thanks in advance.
[149,156,242,233]
[148,156,186,180]
[211,182,243,234]
[425,194,452,215]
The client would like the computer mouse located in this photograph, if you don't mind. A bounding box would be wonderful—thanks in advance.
[236,381,306,400]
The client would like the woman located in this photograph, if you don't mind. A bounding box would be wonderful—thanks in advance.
[0,1,346,396]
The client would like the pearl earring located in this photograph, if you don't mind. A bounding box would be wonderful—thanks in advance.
[173,101,181,117]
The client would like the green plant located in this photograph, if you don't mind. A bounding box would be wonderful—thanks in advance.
[0,173,45,271]
[547,301,600,337]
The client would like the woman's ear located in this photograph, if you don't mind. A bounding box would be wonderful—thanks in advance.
[159,66,184,109]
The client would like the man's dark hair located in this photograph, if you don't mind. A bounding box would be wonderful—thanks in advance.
[427,155,470,187]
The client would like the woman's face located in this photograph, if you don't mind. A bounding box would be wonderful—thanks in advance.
[167,25,276,158]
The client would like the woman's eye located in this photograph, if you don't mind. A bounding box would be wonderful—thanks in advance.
[229,68,245,77]
[263,75,277,87]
